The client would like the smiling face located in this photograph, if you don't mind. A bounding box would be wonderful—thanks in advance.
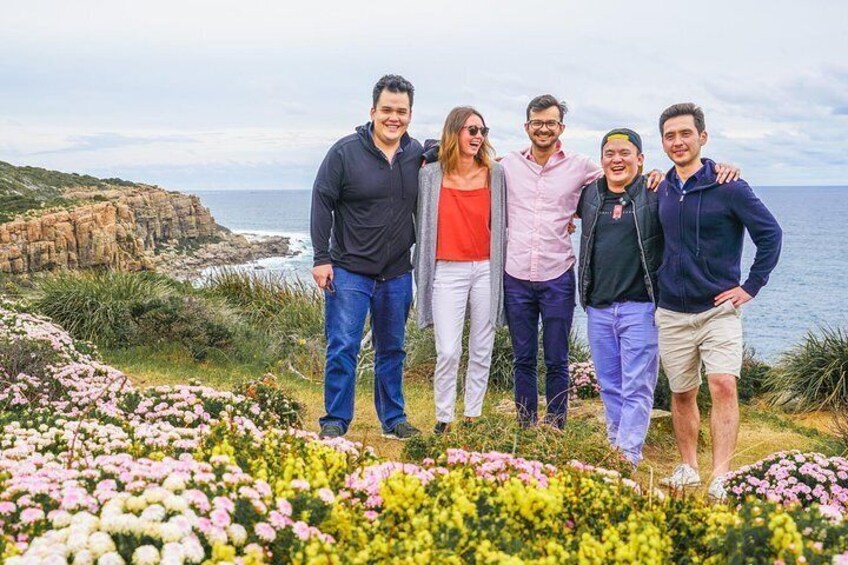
[459,114,485,158]
[602,138,644,190]
[525,105,565,151]
[370,89,412,149]
[661,114,707,170]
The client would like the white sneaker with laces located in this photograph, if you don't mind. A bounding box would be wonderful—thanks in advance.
[708,474,728,501]
[659,463,701,488]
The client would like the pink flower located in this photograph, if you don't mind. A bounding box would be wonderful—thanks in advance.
[209,507,231,529]
[255,522,276,542]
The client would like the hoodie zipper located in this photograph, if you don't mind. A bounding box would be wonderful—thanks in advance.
[678,187,688,311]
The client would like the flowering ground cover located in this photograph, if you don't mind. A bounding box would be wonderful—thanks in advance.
[2,300,848,563]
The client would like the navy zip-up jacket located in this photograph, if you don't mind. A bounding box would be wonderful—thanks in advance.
[657,158,782,314]
[310,123,423,279]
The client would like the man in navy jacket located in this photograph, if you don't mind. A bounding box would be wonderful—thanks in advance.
[655,103,782,499]
[310,75,423,441]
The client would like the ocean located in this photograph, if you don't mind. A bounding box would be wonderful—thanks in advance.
[189,186,848,362]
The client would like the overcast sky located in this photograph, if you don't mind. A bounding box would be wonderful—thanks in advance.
[1,0,846,190]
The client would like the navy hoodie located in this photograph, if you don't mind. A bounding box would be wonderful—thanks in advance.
[657,159,782,314]
[310,123,423,279]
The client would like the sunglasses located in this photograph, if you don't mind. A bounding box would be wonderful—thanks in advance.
[463,125,490,137]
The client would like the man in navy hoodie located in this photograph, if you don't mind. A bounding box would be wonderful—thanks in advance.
[310,75,423,441]
[655,103,782,499]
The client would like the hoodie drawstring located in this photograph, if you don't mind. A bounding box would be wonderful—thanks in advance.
[695,192,703,258]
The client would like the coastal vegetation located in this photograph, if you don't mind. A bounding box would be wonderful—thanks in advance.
[765,327,848,411]
[2,269,848,562]
[0,160,137,223]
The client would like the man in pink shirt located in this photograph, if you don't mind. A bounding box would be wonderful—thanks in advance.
[501,94,600,428]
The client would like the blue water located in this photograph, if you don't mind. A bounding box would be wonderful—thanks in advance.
[190,187,848,362]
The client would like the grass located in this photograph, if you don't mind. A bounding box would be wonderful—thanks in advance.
[765,326,848,411]
[103,343,843,483]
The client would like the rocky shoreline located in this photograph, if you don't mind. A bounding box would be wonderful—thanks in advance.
[153,230,296,281]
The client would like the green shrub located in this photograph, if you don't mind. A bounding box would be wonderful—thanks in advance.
[33,270,178,346]
[403,412,633,476]
[233,373,304,429]
[766,327,848,411]
[31,270,252,361]
[205,270,325,374]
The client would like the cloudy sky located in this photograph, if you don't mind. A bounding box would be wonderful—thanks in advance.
[1,0,846,190]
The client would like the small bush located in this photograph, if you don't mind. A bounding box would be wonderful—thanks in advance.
[0,338,64,413]
[32,270,251,360]
[233,373,304,429]
[206,269,324,373]
[403,413,633,476]
[766,327,848,411]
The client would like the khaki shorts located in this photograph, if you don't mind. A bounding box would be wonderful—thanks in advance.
[655,300,743,393]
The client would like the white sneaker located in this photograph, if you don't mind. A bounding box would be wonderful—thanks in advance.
[659,464,701,488]
[708,475,728,501]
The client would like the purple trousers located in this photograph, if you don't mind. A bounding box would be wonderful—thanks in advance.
[587,301,658,464]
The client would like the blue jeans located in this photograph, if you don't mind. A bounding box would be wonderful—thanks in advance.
[504,269,575,428]
[587,301,658,464]
[319,267,412,434]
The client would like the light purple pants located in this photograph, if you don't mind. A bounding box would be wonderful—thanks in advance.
[587,301,658,464]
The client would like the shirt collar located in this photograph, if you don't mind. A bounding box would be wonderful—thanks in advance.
[522,140,563,163]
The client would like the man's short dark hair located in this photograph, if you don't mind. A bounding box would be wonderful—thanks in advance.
[659,103,706,134]
[372,74,415,108]
[526,94,569,122]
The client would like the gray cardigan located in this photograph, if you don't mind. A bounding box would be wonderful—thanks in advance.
[414,161,507,329]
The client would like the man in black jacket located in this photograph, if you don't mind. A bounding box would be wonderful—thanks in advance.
[310,74,423,440]
[576,129,662,466]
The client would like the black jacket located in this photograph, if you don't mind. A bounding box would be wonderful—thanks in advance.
[577,175,663,309]
[310,123,423,279]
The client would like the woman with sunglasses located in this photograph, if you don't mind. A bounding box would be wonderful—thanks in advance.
[415,106,507,434]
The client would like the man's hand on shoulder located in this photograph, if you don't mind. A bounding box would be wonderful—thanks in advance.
[715,163,742,184]
[312,264,334,290]
[715,286,752,308]
[645,169,664,191]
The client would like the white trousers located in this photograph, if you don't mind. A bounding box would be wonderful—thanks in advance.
[432,260,495,423]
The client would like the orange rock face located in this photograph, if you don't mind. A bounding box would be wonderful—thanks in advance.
[0,187,218,274]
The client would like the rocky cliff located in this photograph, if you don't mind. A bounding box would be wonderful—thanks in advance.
[0,161,291,276]
[0,186,220,273]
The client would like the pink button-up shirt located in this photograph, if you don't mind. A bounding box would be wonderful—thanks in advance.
[502,143,602,282]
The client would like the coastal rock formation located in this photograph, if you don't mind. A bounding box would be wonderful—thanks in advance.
[154,232,292,281]
[0,187,219,274]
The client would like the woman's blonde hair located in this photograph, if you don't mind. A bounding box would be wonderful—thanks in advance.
[439,106,494,174]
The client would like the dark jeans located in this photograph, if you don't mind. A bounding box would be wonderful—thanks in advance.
[319,267,412,434]
[504,268,575,427]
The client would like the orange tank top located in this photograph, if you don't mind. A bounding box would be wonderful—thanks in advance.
[435,185,491,261]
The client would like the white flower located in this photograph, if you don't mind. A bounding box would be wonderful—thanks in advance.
[143,488,166,505]
[98,552,126,565]
[160,522,183,544]
[132,545,160,565]
[50,510,74,528]
[88,531,116,557]
[162,475,186,492]
[141,504,166,523]
[227,524,247,547]
[73,549,95,565]
[163,495,187,514]
[124,496,145,513]
[181,536,205,563]
[160,542,184,562]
